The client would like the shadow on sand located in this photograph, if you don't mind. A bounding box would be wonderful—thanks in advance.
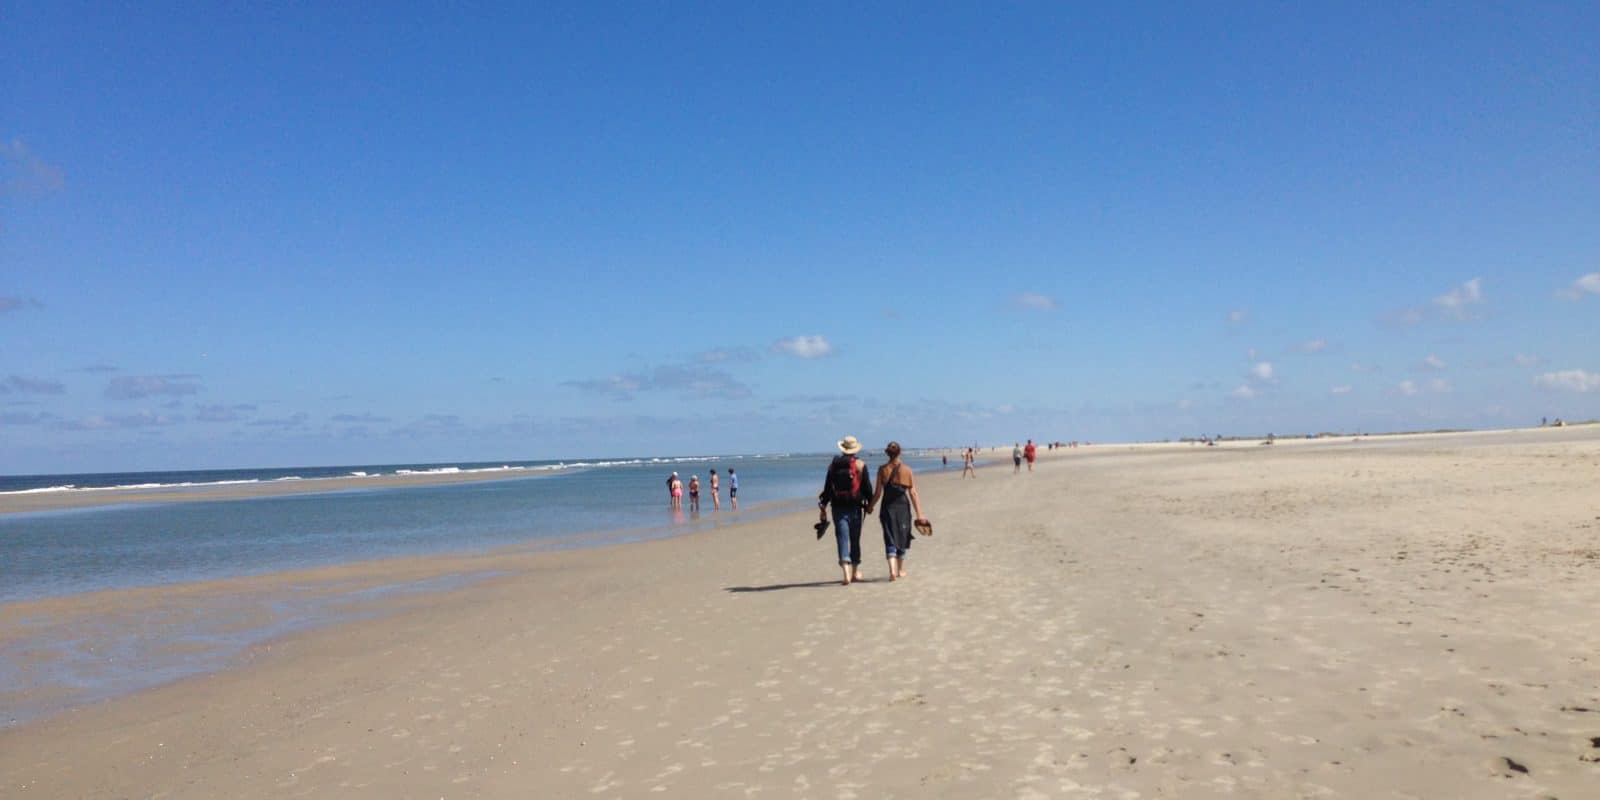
[724,579,881,593]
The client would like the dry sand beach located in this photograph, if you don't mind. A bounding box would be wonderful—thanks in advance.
[4,427,1599,798]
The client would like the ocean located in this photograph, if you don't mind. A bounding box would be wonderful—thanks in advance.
[0,452,948,725]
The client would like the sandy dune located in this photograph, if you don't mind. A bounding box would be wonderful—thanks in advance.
[3,427,1598,798]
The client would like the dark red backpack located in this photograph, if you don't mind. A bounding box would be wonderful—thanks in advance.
[828,455,863,503]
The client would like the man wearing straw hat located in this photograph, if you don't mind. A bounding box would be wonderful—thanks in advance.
[819,435,874,586]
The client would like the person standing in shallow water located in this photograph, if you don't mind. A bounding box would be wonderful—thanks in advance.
[866,441,927,581]
[819,435,873,586]
[728,468,739,509]
[709,469,721,510]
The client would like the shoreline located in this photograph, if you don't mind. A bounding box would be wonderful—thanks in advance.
[5,424,1581,517]
[0,466,576,516]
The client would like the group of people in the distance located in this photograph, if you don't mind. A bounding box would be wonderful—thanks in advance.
[666,468,737,512]
[818,435,931,586]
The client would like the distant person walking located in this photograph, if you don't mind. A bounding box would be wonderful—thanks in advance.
[709,469,721,510]
[728,468,739,509]
[819,435,873,586]
[961,448,977,478]
[688,475,701,511]
[1024,439,1037,472]
[669,472,683,511]
[866,441,929,581]
[1012,443,1023,473]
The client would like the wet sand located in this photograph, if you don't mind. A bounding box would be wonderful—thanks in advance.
[3,427,1599,798]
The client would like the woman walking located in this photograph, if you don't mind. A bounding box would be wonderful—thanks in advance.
[867,441,929,581]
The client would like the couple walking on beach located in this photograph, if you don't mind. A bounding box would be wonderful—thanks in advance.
[1011,439,1036,473]
[818,435,931,586]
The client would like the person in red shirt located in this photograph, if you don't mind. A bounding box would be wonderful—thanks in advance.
[1023,439,1037,472]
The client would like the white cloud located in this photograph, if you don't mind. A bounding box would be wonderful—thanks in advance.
[1385,277,1487,326]
[1533,369,1600,393]
[1293,338,1328,354]
[1397,378,1451,396]
[1559,272,1600,299]
[1350,362,1376,374]
[1,138,65,195]
[1012,293,1058,312]
[772,335,834,359]
[1415,354,1447,371]
[1227,309,1248,325]
[1229,384,1258,399]
[1250,361,1274,382]
[1432,277,1484,318]
[1514,353,1545,368]
[1330,385,1353,395]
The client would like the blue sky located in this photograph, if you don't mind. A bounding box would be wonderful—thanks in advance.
[3,2,1597,473]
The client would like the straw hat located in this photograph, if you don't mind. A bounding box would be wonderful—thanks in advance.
[837,435,862,455]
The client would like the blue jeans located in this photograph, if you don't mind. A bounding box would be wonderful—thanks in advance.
[830,504,863,565]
